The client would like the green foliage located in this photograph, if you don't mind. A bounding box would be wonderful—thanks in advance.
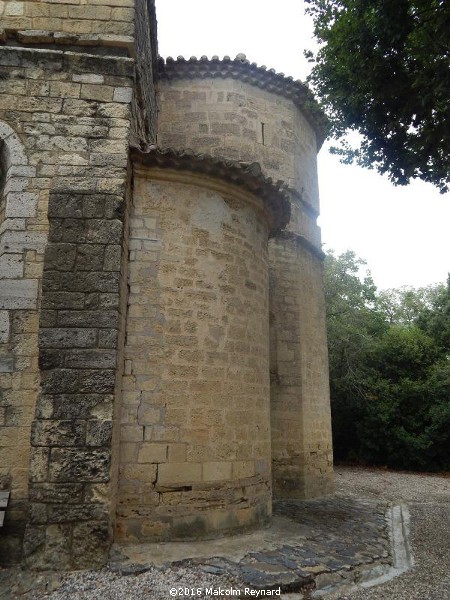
[325,250,450,471]
[305,0,450,192]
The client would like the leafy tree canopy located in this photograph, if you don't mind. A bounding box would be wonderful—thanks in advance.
[325,250,450,470]
[305,0,450,192]
[377,283,446,325]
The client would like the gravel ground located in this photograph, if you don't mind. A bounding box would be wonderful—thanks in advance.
[3,467,450,599]
[329,467,450,600]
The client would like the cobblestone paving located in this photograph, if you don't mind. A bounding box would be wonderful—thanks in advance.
[109,496,391,596]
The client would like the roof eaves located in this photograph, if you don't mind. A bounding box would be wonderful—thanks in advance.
[157,53,329,147]
[131,145,291,233]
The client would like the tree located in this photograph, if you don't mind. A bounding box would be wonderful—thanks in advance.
[305,0,450,192]
[377,284,446,325]
[416,275,450,352]
[324,250,450,470]
[324,251,385,460]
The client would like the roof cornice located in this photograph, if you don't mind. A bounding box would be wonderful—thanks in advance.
[157,53,329,147]
[131,145,291,234]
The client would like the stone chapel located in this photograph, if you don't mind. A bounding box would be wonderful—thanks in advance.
[0,0,333,569]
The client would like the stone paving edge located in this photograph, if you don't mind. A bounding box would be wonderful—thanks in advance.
[309,504,414,599]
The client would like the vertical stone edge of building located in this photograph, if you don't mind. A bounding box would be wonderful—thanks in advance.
[269,231,334,499]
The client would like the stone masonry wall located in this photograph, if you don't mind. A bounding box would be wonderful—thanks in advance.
[116,168,272,542]
[157,73,334,500]
[0,0,135,40]
[269,234,333,498]
[0,46,134,567]
[132,0,158,145]
[157,77,320,220]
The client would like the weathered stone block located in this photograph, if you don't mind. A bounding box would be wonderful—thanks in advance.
[75,244,105,270]
[0,279,38,310]
[98,330,119,349]
[85,219,123,244]
[22,524,46,560]
[0,357,14,373]
[39,328,97,349]
[39,310,57,328]
[138,443,168,464]
[29,447,49,483]
[104,196,125,219]
[47,195,83,219]
[28,503,48,525]
[71,520,110,569]
[113,86,133,103]
[31,420,85,447]
[0,254,23,280]
[103,245,121,271]
[0,311,10,343]
[5,191,38,218]
[42,272,61,292]
[29,483,84,505]
[48,218,84,243]
[122,463,157,483]
[41,292,85,310]
[157,462,202,486]
[49,394,114,420]
[64,349,116,369]
[49,448,111,482]
[80,83,114,102]
[49,81,81,99]
[78,370,116,394]
[81,195,106,218]
[24,523,72,570]
[47,503,108,524]
[40,369,79,394]
[60,271,120,293]
[44,244,77,271]
[86,420,113,447]
[57,310,119,329]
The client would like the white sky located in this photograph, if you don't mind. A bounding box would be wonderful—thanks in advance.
[154,0,450,290]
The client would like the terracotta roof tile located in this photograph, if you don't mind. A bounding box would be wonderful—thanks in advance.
[131,145,291,234]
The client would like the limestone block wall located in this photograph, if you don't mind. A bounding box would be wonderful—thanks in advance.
[0,46,134,567]
[269,234,333,498]
[116,164,277,541]
[157,60,334,500]
[0,0,135,41]
[157,77,321,246]
[0,118,44,562]
[0,0,158,146]
[158,58,322,221]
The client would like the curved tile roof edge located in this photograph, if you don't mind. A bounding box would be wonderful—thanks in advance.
[157,53,329,147]
[131,145,291,233]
